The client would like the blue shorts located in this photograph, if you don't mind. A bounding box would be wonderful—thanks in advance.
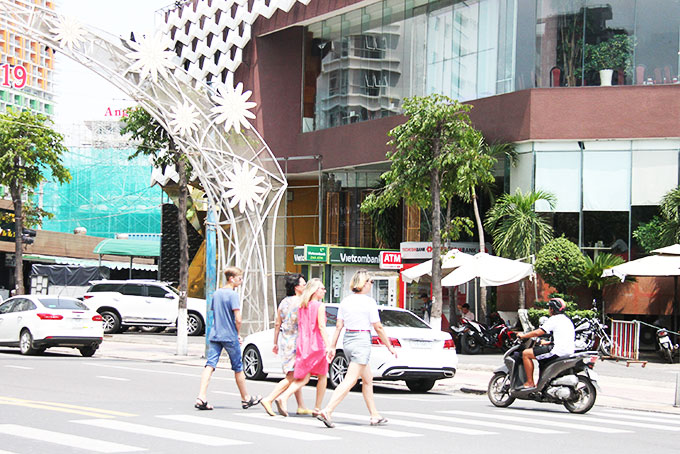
[206,340,243,372]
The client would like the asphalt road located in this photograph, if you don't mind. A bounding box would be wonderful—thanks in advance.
[1,349,680,454]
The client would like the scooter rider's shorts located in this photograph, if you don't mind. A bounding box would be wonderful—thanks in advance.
[534,344,555,360]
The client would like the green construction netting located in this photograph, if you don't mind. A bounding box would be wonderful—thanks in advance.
[38,147,162,238]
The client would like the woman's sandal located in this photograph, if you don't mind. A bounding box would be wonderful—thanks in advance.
[311,408,321,417]
[316,410,335,428]
[296,408,314,416]
[260,400,275,416]
[194,398,213,410]
[274,399,288,417]
[369,417,388,426]
[241,395,262,409]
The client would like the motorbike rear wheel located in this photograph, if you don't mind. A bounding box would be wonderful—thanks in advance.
[662,346,674,364]
[563,376,596,414]
[598,337,612,356]
[487,372,515,407]
[462,333,482,355]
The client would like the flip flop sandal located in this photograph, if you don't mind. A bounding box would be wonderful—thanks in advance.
[370,417,388,426]
[242,395,262,409]
[296,408,314,416]
[274,399,288,417]
[194,399,213,410]
[316,410,335,428]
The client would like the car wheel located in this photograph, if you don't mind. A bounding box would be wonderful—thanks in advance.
[79,346,98,357]
[187,312,204,336]
[328,351,348,389]
[406,379,436,393]
[100,311,121,334]
[243,345,267,380]
[462,332,482,354]
[19,330,40,355]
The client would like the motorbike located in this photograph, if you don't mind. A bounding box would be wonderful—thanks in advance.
[573,317,612,356]
[487,338,599,414]
[451,313,515,354]
[656,328,679,364]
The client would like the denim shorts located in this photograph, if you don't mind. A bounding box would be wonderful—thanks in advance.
[342,331,371,365]
[206,340,243,372]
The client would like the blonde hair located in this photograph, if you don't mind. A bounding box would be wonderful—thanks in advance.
[300,278,324,308]
[224,266,243,282]
[350,269,371,293]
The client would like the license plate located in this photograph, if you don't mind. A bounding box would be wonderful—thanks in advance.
[72,318,85,328]
[409,340,433,349]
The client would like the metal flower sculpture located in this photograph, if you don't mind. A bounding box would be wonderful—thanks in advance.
[0,0,290,332]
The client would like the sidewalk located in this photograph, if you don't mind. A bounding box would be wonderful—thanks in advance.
[95,334,680,415]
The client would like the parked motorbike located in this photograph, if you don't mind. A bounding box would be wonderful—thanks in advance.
[451,313,515,354]
[573,317,612,356]
[656,328,679,364]
[487,338,599,414]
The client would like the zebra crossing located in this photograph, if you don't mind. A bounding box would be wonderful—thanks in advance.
[2,405,680,452]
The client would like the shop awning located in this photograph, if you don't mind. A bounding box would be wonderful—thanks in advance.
[93,239,160,257]
[23,254,157,271]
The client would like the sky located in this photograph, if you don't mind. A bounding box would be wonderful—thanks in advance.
[53,0,172,125]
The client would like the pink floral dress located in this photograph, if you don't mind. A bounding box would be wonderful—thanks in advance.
[293,299,328,379]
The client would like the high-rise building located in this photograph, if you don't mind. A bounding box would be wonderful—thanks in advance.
[0,0,55,117]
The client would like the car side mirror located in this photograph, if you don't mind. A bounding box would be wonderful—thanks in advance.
[165,292,175,299]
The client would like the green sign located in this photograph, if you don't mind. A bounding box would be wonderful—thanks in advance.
[329,247,382,266]
[303,244,328,263]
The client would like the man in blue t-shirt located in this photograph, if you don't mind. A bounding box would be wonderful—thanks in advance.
[194,267,261,410]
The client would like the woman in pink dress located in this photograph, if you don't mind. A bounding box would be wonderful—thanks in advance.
[275,278,333,415]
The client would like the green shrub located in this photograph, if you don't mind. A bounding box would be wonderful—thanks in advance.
[535,237,587,294]
[527,306,598,328]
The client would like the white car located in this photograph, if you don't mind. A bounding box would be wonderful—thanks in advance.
[242,304,457,392]
[0,295,103,356]
[82,280,207,336]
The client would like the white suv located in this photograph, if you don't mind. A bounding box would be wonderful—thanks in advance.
[83,280,206,336]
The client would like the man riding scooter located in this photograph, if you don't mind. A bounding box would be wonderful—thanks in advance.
[517,298,575,389]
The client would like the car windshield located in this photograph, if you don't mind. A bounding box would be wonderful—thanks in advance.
[39,298,89,310]
[168,286,180,295]
[379,309,430,328]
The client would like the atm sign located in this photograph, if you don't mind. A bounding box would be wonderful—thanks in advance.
[379,251,401,270]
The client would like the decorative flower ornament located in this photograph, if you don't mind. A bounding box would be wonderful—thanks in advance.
[49,15,87,51]
[223,161,267,213]
[125,32,176,83]
[210,82,256,132]
[169,100,200,137]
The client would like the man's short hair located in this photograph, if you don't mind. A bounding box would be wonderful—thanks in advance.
[284,273,304,296]
[224,266,243,282]
[420,293,429,299]
[461,303,470,310]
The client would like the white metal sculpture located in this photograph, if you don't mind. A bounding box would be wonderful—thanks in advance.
[1,0,290,332]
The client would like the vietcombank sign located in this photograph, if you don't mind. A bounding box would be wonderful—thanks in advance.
[293,245,397,266]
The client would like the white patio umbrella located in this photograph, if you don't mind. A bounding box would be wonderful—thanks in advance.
[441,252,534,288]
[401,249,474,283]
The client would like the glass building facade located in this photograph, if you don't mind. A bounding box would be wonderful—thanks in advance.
[303,0,680,131]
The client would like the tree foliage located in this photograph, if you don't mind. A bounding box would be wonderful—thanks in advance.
[632,186,680,253]
[361,94,482,322]
[632,216,665,253]
[0,109,71,294]
[535,236,587,294]
[484,189,556,259]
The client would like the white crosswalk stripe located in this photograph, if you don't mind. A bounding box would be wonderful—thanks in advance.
[242,413,421,438]
[439,410,632,434]
[0,424,145,453]
[595,409,680,424]
[73,419,248,446]
[0,450,21,454]
[501,408,680,432]
[332,412,497,435]
[159,414,339,441]
[384,411,566,434]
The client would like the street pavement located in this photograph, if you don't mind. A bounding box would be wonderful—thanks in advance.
[93,332,680,415]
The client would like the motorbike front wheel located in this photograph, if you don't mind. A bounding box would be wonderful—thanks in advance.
[563,376,597,414]
[598,337,612,356]
[462,333,482,355]
[487,372,515,408]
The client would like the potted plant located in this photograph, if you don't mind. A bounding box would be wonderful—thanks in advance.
[584,34,635,86]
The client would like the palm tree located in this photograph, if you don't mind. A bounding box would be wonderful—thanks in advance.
[484,189,556,309]
[581,252,625,313]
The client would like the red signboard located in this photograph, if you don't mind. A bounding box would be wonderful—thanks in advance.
[379,251,402,269]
